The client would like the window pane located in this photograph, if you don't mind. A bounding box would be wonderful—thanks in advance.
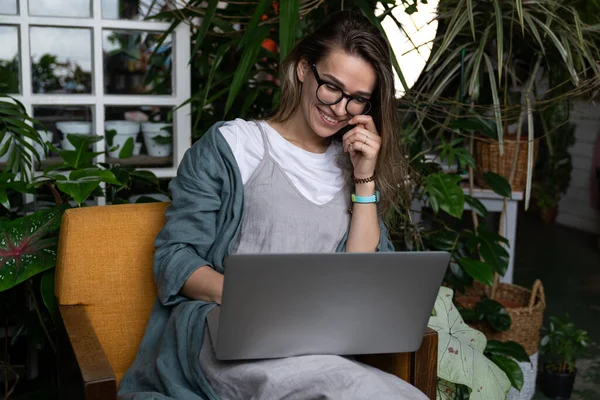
[28,0,91,18]
[101,0,173,20]
[103,30,172,95]
[30,27,92,94]
[0,26,20,94]
[32,105,93,166]
[0,0,18,15]
[104,106,173,166]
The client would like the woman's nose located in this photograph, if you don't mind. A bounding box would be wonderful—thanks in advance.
[330,98,348,117]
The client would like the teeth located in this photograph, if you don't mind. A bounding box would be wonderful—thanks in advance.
[319,109,337,123]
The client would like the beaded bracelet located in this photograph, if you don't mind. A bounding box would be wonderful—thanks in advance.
[353,173,377,184]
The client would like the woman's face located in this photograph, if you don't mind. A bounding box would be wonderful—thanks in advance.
[297,49,377,139]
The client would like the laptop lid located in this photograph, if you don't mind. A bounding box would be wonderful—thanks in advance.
[208,251,449,361]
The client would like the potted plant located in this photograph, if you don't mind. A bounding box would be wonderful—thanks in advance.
[105,120,140,159]
[142,122,172,157]
[55,121,92,150]
[539,314,589,399]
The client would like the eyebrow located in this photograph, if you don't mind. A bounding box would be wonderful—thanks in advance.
[322,73,372,98]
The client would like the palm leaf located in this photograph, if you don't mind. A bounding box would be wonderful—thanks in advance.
[279,0,300,63]
[467,0,475,40]
[492,0,503,83]
[483,54,503,153]
[224,25,269,116]
[516,0,524,34]
[469,27,491,97]
[190,0,220,59]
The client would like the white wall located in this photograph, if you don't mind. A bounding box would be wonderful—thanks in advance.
[555,99,600,234]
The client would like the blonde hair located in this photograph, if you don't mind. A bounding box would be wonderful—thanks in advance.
[271,11,409,216]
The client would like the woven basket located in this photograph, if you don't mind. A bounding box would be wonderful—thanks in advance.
[475,137,539,192]
[458,279,546,355]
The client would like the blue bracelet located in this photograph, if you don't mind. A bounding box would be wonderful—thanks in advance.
[351,190,380,204]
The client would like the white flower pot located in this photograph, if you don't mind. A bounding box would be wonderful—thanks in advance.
[33,130,54,161]
[56,121,92,151]
[0,132,13,163]
[105,120,140,158]
[142,123,172,157]
[133,142,142,156]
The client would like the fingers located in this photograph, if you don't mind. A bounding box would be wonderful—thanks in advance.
[344,132,380,157]
[349,115,378,136]
[343,126,381,154]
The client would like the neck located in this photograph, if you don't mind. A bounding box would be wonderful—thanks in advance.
[268,109,329,154]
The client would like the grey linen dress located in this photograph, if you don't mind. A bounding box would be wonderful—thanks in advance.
[198,122,428,400]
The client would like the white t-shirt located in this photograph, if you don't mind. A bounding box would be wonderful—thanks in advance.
[219,119,346,205]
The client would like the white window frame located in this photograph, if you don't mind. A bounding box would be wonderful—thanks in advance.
[0,0,191,180]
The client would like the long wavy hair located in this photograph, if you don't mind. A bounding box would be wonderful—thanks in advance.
[270,10,409,216]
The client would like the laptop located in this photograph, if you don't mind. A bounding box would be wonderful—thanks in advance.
[207,251,449,361]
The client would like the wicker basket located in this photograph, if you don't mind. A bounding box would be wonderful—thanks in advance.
[458,279,546,355]
[475,137,539,192]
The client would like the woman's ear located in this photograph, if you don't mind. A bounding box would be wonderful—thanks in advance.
[296,59,309,83]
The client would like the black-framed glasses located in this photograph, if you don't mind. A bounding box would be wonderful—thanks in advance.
[311,64,372,116]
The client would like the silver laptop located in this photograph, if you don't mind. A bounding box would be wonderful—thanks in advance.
[207,251,449,361]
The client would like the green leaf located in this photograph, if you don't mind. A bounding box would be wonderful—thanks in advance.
[279,0,300,62]
[0,208,65,291]
[476,227,509,275]
[492,0,503,82]
[69,168,121,185]
[476,298,512,331]
[483,54,503,151]
[40,269,56,318]
[118,137,134,159]
[428,287,511,400]
[466,0,475,40]
[190,0,220,59]
[129,170,160,187]
[239,0,270,49]
[0,188,9,210]
[423,230,458,251]
[458,259,494,286]
[485,340,530,362]
[483,172,512,198]
[465,195,488,217]
[152,135,172,145]
[224,25,270,116]
[448,117,497,139]
[489,355,524,391]
[105,129,117,147]
[516,0,524,33]
[424,173,464,218]
[56,177,102,206]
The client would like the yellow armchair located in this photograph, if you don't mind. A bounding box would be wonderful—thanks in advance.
[54,203,438,400]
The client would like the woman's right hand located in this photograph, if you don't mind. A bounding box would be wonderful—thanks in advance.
[181,265,224,304]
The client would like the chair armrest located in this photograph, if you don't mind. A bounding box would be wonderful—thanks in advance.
[356,328,438,399]
[57,305,117,400]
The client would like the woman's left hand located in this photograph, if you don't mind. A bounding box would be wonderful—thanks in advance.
[342,115,381,179]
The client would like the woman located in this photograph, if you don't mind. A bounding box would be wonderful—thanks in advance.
[118,10,423,400]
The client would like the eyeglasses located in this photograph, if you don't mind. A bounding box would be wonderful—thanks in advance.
[310,64,372,116]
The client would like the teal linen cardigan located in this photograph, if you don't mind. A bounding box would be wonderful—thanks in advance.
[117,121,395,400]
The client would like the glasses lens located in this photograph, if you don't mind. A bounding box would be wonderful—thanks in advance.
[347,99,370,116]
[316,84,343,105]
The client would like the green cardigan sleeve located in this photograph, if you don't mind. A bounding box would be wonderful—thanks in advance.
[153,122,244,306]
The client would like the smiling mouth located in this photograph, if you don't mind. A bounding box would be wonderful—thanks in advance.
[317,108,344,126]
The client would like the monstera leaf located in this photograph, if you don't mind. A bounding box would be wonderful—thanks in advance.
[428,286,511,400]
[424,173,465,218]
[0,207,65,291]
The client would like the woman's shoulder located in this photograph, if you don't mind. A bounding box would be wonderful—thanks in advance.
[218,118,264,155]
